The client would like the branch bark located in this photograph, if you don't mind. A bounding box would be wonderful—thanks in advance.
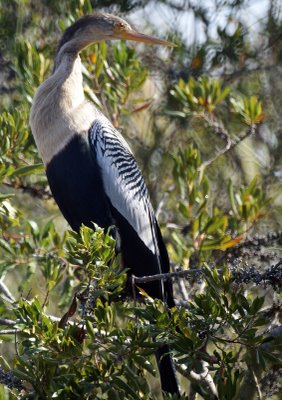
[176,361,218,399]
[131,268,204,284]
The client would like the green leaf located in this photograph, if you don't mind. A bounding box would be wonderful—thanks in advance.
[13,368,36,384]
[0,194,14,201]
[108,388,121,400]
[250,297,264,315]
[261,351,282,366]
[215,85,230,104]
[12,163,44,177]
[0,239,15,255]
[85,319,95,340]
[113,377,140,400]
[238,294,250,312]
[133,355,156,376]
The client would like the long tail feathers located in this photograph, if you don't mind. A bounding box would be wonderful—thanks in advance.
[156,344,180,397]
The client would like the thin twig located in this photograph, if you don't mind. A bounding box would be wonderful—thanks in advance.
[0,318,15,326]
[156,191,170,219]
[14,329,19,357]
[199,120,256,171]
[251,367,263,400]
[42,290,49,309]
[0,329,17,335]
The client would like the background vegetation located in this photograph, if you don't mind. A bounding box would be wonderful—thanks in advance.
[0,0,281,399]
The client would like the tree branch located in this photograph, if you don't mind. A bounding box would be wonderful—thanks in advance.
[3,181,52,200]
[176,361,218,399]
[198,117,256,171]
[131,259,281,292]
[0,329,17,335]
[131,268,204,284]
[251,367,263,400]
[0,318,15,326]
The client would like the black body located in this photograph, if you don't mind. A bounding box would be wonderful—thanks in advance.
[46,133,174,305]
[46,132,178,395]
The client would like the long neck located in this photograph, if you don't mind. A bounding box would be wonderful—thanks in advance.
[54,34,93,73]
[30,49,96,165]
[32,31,103,129]
[53,53,85,111]
[35,22,106,126]
[30,53,84,134]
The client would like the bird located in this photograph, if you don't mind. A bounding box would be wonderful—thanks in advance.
[29,13,179,397]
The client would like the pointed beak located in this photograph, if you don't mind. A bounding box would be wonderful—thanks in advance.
[117,29,176,47]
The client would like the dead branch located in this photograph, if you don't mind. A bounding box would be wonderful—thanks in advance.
[199,117,256,171]
[131,268,204,284]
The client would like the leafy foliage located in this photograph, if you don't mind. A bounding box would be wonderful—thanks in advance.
[0,0,281,399]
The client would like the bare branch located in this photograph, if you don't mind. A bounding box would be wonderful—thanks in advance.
[176,361,218,399]
[131,260,281,292]
[0,329,17,335]
[198,118,256,171]
[131,268,204,284]
[190,361,218,398]
[251,368,263,400]
[0,318,15,326]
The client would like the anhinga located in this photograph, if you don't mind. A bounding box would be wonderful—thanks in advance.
[30,13,179,396]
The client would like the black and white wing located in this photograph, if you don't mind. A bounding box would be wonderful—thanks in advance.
[89,116,158,258]
[88,115,176,305]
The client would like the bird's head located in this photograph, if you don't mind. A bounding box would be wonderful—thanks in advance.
[107,14,174,46]
[57,13,175,56]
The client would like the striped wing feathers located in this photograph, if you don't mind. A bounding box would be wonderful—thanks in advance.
[89,117,157,255]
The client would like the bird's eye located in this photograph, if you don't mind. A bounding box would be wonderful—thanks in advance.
[116,22,126,31]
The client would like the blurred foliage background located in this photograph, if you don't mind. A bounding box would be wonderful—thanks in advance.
[0,0,281,399]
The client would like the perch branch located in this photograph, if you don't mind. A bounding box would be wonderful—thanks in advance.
[131,268,204,284]
[0,329,17,335]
